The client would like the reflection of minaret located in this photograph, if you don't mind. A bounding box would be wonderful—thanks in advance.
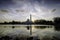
[30,14,32,35]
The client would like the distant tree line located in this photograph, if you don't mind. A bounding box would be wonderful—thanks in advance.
[0,17,60,25]
[34,19,53,25]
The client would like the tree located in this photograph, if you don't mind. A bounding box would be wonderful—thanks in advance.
[54,17,60,31]
[54,17,60,24]
[34,19,46,24]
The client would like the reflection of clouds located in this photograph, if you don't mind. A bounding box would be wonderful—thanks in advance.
[54,31,60,38]
[32,28,54,36]
[0,25,60,39]
[1,26,30,36]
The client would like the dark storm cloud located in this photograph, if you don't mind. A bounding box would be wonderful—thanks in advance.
[0,0,60,7]
[51,9,56,12]
[0,0,15,8]
[45,0,60,4]
[0,0,16,8]
[16,10,26,12]
[0,0,14,4]
[0,0,59,4]
[27,0,60,4]
[0,9,9,13]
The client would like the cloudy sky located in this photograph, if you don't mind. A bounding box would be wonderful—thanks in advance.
[0,0,60,22]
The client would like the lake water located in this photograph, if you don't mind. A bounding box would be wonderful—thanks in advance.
[0,25,60,40]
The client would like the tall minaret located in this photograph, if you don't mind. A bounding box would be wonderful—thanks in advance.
[30,14,32,22]
[30,14,32,35]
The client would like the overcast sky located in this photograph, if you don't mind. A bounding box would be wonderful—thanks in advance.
[0,0,60,22]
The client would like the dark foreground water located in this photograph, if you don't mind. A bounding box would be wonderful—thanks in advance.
[0,25,60,40]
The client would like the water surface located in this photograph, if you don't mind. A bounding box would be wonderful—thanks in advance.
[0,25,60,39]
